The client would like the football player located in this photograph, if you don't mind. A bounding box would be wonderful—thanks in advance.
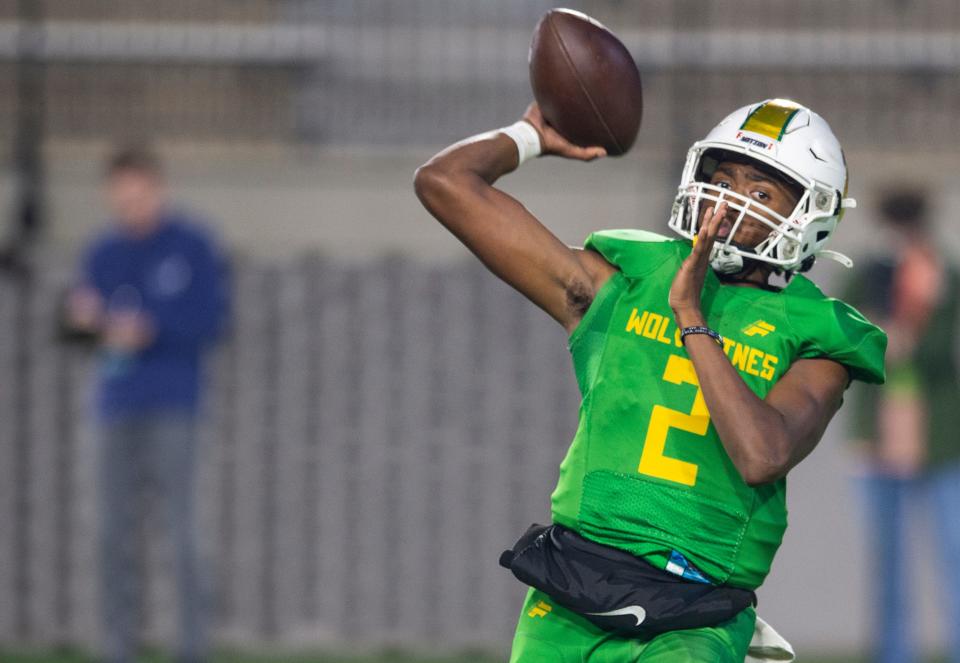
[414,99,886,662]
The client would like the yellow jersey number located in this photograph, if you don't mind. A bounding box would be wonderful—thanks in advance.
[637,355,710,487]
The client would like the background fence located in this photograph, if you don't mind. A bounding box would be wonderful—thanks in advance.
[0,0,958,658]
[1,0,959,155]
[0,255,581,652]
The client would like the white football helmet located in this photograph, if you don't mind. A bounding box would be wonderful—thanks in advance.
[668,98,856,274]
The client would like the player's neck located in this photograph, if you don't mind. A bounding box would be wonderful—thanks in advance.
[717,263,775,290]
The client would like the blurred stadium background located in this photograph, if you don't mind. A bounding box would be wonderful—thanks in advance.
[0,1,958,661]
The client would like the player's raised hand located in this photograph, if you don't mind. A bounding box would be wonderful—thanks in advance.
[669,202,728,324]
[522,103,607,162]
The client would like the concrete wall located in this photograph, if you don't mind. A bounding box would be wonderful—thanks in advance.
[39,144,960,264]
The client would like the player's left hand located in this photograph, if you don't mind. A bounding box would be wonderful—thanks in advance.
[669,202,727,326]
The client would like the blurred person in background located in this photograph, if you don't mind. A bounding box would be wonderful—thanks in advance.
[64,146,229,663]
[844,189,960,663]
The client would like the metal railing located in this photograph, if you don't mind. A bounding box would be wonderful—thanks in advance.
[0,1,955,150]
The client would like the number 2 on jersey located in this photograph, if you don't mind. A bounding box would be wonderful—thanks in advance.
[637,355,710,487]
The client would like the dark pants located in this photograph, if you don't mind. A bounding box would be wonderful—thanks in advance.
[98,412,209,663]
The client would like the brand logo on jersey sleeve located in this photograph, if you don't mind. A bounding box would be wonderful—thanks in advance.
[742,320,777,337]
[527,600,553,619]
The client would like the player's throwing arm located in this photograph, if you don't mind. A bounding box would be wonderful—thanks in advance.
[415,9,641,334]
[414,103,612,334]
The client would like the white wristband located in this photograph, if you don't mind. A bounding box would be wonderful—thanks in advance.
[499,120,542,166]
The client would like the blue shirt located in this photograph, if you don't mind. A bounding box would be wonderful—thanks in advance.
[82,211,228,419]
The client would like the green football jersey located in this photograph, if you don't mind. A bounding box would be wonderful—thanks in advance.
[551,229,887,590]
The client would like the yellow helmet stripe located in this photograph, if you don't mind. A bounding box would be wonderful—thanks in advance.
[739,99,803,141]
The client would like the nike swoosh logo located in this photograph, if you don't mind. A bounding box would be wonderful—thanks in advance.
[586,605,647,626]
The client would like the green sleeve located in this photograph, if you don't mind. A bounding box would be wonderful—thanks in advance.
[792,295,887,385]
[583,229,686,278]
[783,276,886,384]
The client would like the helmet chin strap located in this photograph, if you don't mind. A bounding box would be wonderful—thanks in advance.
[709,244,778,287]
[709,241,855,276]
[709,244,745,275]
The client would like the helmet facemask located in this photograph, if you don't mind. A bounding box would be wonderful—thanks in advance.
[670,144,849,275]
[668,99,856,276]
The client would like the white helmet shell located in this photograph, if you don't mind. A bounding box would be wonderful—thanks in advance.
[668,99,856,274]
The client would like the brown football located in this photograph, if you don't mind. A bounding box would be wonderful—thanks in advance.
[529,8,643,156]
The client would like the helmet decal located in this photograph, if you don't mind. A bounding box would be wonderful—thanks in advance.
[739,99,803,142]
